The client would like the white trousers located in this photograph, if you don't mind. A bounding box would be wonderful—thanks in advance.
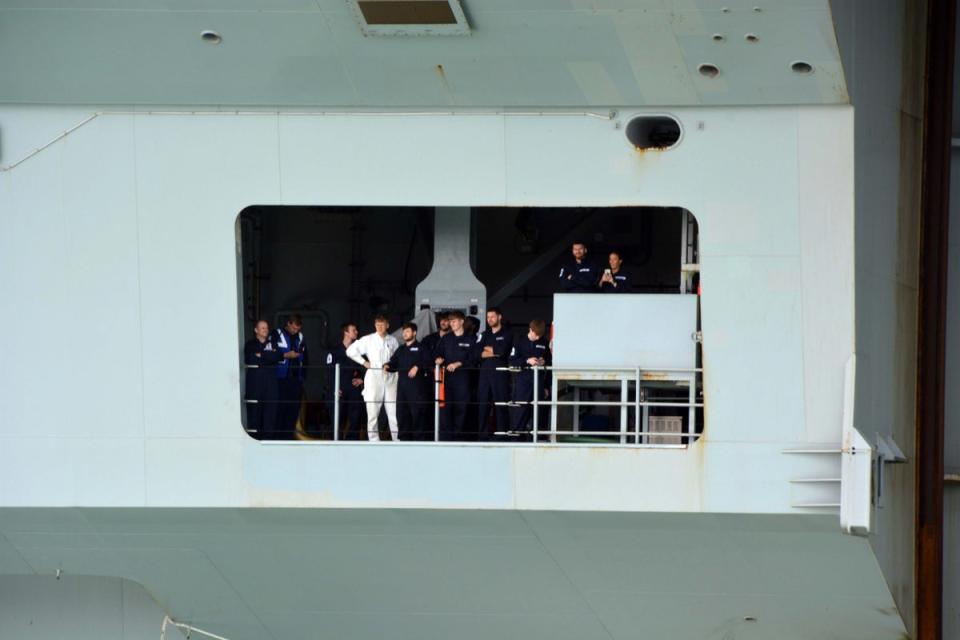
[363,370,399,441]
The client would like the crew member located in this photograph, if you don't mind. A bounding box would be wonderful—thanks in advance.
[326,322,365,440]
[420,311,450,358]
[386,322,431,441]
[476,307,513,441]
[434,310,479,440]
[347,314,400,442]
[558,241,599,292]
[275,314,308,440]
[463,315,480,336]
[509,319,552,438]
[243,319,281,439]
[462,315,482,437]
[599,250,631,293]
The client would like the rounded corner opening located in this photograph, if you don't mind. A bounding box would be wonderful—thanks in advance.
[625,116,682,151]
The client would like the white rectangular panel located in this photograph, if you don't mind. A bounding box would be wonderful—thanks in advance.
[552,293,697,370]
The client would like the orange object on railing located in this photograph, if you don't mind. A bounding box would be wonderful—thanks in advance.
[437,367,446,408]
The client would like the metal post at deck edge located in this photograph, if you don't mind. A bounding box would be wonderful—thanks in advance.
[434,364,441,442]
[533,366,539,442]
[916,0,954,637]
[333,363,340,441]
[634,367,641,444]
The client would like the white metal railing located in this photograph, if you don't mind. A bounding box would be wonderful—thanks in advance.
[161,616,231,640]
[243,363,702,446]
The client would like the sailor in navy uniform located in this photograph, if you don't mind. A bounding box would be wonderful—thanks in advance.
[275,314,308,439]
[599,250,631,293]
[558,241,599,293]
[326,322,365,440]
[434,310,479,441]
[243,319,281,439]
[386,322,432,441]
[476,307,513,440]
[509,319,552,437]
[420,312,450,357]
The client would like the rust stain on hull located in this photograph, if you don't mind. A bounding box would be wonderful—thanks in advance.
[435,63,456,105]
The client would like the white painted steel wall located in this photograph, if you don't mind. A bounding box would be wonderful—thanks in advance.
[552,294,697,370]
[0,106,854,513]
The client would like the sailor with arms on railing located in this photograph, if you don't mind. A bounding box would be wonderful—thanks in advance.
[476,307,513,441]
[509,319,552,439]
[420,311,450,357]
[347,314,400,442]
[243,319,281,439]
[433,310,479,440]
[326,322,365,440]
[385,322,432,441]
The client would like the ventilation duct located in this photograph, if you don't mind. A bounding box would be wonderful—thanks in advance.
[350,0,470,36]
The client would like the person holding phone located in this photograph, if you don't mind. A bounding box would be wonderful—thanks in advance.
[599,250,631,293]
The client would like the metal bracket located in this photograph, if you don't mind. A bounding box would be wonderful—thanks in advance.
[874,434,906,509]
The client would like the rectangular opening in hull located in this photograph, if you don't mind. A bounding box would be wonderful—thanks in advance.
[236,205,702,444]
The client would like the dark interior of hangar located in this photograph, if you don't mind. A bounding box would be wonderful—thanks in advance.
[239,206,692,339]
[237,205,700,441]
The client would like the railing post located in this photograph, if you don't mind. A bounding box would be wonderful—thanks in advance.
[688,371,696,444]
[434,363,441,442]
[619,376,628,444]
[333,363,340,441]
[532,365,539,443]
[634,366,641,444]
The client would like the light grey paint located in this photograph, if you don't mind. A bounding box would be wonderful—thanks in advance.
[552,293,697,370]
[832,0,922,632]
[0,106,857,514]
[0,508,906,640]
[414,207,486,322]
[0,575,182,640]
[0,0,847,107]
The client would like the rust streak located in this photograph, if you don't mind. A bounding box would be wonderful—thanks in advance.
[434,64,456,106]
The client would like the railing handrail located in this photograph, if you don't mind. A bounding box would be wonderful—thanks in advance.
[246,362,700,446]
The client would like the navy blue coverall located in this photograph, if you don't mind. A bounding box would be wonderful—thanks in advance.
[510,335,552,433]
[600,269,631,293]
[326,343,365,440]
[243,335,281,439]
[435,332,479,441]
[420,331,445,356]
[558,259,599,292]
[387,341,432,441]
[476,327,514,440]
[275,328,308,439]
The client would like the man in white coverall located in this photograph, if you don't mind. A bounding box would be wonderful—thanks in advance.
[346,314,401,441]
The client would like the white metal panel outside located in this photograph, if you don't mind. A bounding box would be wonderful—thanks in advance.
[0,106,855,514]
[552,294,697,371]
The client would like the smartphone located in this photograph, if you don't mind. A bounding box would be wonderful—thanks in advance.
[604,268,612,275]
